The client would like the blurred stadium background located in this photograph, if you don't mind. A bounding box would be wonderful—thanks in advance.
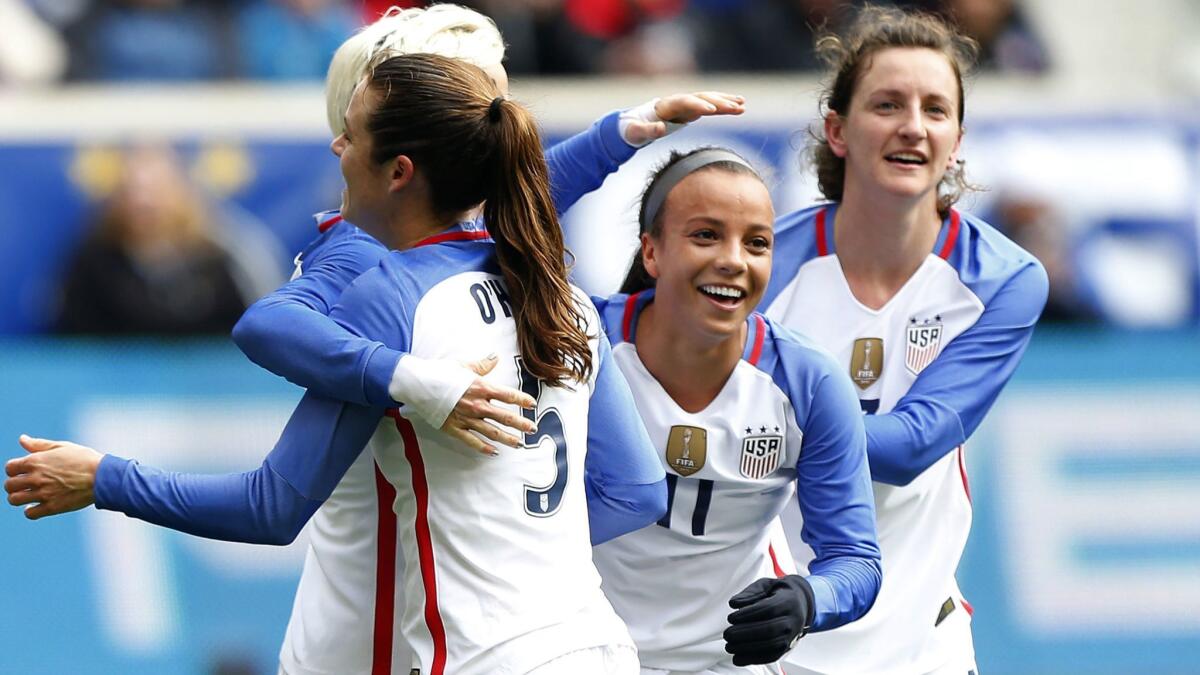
[1,0,1198,673]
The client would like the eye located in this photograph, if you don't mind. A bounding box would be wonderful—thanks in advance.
[746,236,772,252]
[925,104,949,117]
[690,229,718,242]
[875,100,899,112]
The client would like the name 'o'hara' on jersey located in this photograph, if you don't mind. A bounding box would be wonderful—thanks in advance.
[331,229,639,675]
[763,204,1049,675]
[590,290,882,673]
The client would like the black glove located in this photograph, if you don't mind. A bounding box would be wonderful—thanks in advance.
[723,574,815,666]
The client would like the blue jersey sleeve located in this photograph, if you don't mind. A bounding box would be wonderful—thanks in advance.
[584,332,667,545]
[231,230,404,407]
[770,335,881,632]
[93,392,384,545]
[546,111,635,214]
[866,261,1049,486]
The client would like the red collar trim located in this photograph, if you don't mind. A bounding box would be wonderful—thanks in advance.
[317,214,343,233]
[412,229,491,249]
[937,210,961,260]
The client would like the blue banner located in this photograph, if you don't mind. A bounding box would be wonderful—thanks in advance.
[1,331,1198,673]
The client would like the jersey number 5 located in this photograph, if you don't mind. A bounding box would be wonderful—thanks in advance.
[516,357,569,517]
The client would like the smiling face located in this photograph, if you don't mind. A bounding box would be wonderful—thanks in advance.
[826,46,963,209]
[642,169,774,343]
[329,79,395,238]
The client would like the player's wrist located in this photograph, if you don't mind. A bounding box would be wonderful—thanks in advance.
[389,355,474,428]
[781,574,816,638]
[618,98,685,148]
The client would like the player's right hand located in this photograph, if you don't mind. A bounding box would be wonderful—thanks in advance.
[440,355,537,457]
[5,434,103,520]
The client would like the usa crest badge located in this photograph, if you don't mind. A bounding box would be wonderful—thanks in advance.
[850,338,884,389]
[740,430,783,480]
[906,315,943,375]
[666,425,706,476]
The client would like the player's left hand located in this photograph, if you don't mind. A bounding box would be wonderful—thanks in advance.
[723,574,815,666]
[620,92,746,147]
[4,434,102,520]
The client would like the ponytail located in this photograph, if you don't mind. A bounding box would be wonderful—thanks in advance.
[484,100,592,385]
[366,53,591,385]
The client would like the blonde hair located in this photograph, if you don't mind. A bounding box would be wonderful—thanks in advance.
[325,4,505,137]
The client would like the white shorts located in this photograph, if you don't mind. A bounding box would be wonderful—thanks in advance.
[641,662,787,675]
[525,643,641,675]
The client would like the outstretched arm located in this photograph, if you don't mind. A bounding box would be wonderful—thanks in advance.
[865,262,1048,485]
[5,392,383,545]
[546,92,745,213]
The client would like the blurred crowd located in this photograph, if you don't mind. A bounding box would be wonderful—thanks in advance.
[2,0,1048,84]
[16,1,1178,337]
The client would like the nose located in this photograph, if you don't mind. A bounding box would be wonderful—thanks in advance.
[715,240,748,275]
[898,105,927,141]
[330,133,346,158]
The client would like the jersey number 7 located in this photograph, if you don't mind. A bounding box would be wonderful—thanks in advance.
[516,357,569,517]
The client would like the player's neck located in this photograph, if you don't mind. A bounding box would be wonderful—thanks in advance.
[832,189,942,310]
[635,301,745,414]
[384,202,474,251]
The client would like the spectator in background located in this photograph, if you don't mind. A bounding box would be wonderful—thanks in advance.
[66,0,232,81]
[235,0,358,80]
[987,193,1099,324]
[56,144,251,335]
[915,0,1048,73]
[688,0,857,73]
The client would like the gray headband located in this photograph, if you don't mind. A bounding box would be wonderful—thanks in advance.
[640,149,756,232]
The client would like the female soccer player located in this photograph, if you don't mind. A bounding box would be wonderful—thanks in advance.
[589,147,882,674]
[760,7,1049,674]
[8,53,663,675]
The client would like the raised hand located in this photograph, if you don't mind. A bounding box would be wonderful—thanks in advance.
[620,92,746,147]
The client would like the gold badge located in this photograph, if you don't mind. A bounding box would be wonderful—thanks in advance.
[850,338,884,389]
[665,425,707,476]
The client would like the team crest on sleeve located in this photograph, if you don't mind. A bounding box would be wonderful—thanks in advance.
[850,338,884,389]
[666,425,707,476]
[906,315,943,375]
[739,426,783,480]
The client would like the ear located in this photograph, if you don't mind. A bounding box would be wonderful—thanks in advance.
[824,111,849,159]
[387,155,416,193]
[946,127,964,171]
[640,232,661,280]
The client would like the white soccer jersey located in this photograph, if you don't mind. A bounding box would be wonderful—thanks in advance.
[332,230,636,675]
[764,205,1048,674]
[278,449,411,675]
[277,214,411,675]
[591,292,881,673]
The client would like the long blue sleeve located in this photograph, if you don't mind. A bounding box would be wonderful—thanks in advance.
[583,333,667,545]
[93,392,385,544]
[866,261,1049,485]
[766,331,881,632]
[793,371,882,631]
[231,232,401,407]
[546,111,635,213]
[233,112,633,408]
